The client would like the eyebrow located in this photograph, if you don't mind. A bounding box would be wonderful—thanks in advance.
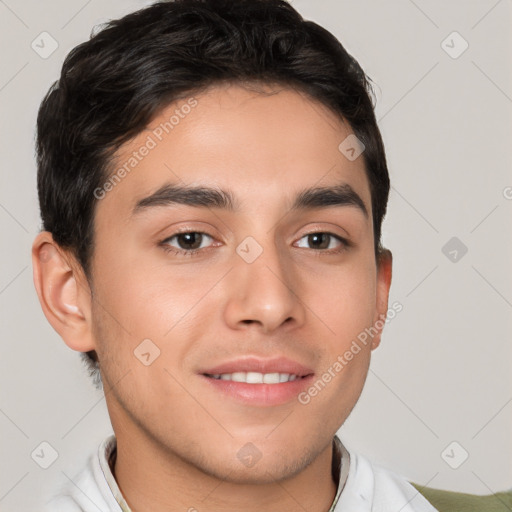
[132,183,368,218]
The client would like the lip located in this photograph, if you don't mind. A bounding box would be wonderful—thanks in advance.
[199,356,314,377]
[198,356,315,407]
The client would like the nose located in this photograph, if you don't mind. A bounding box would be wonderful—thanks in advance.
[223,238,306,334]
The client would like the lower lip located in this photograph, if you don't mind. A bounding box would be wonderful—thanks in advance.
[199,374,315,406]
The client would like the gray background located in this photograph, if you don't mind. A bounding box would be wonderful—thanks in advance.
[0,0,511,510]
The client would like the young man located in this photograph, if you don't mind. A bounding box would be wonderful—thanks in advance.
[32,0,438,510]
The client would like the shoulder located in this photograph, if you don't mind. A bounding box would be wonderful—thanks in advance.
[42,458,103,512]
[369,456,439,511]
[335,446,439,511]
[42,494,84,512]
[42,435,119,512]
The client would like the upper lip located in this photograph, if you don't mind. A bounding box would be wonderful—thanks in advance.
[200,356,314,377]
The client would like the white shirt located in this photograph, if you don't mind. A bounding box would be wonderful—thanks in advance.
[43,435,438,512]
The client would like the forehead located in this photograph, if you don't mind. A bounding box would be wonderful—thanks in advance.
[99,83,372,218]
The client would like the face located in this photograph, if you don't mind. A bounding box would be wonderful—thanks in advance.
[71,83,391,482]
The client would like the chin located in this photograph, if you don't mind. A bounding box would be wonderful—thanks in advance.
[195,443,316,485]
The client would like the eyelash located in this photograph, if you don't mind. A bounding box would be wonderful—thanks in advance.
[160,230,351,258]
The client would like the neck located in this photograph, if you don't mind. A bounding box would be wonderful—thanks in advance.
[112,429,339,512]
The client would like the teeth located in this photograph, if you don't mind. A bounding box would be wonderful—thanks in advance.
[263,373,280,384]
[209,372,300,384]
[246,372,263,383]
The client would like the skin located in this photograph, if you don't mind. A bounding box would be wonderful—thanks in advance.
[32,83,392,512]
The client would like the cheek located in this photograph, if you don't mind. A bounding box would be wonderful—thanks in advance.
[91,242,198,333]
[306,259,377,347]
[90,250,227,374]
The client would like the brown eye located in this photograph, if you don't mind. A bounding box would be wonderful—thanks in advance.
[307,233,329,249]
[163,232,213,252]
[296,232,346,251]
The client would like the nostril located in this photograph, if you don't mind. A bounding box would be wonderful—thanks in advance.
[241,319,261,325]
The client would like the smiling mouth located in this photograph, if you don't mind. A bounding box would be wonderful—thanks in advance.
[203,372,310,384]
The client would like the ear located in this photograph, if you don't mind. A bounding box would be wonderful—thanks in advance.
[370,248,393,351]
[32,231,95,352]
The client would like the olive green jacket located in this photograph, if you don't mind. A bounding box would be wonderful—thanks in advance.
[413,483,512,511]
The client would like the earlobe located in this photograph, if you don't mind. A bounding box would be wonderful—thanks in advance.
[32,232,96,353]
[371,249,393,350]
